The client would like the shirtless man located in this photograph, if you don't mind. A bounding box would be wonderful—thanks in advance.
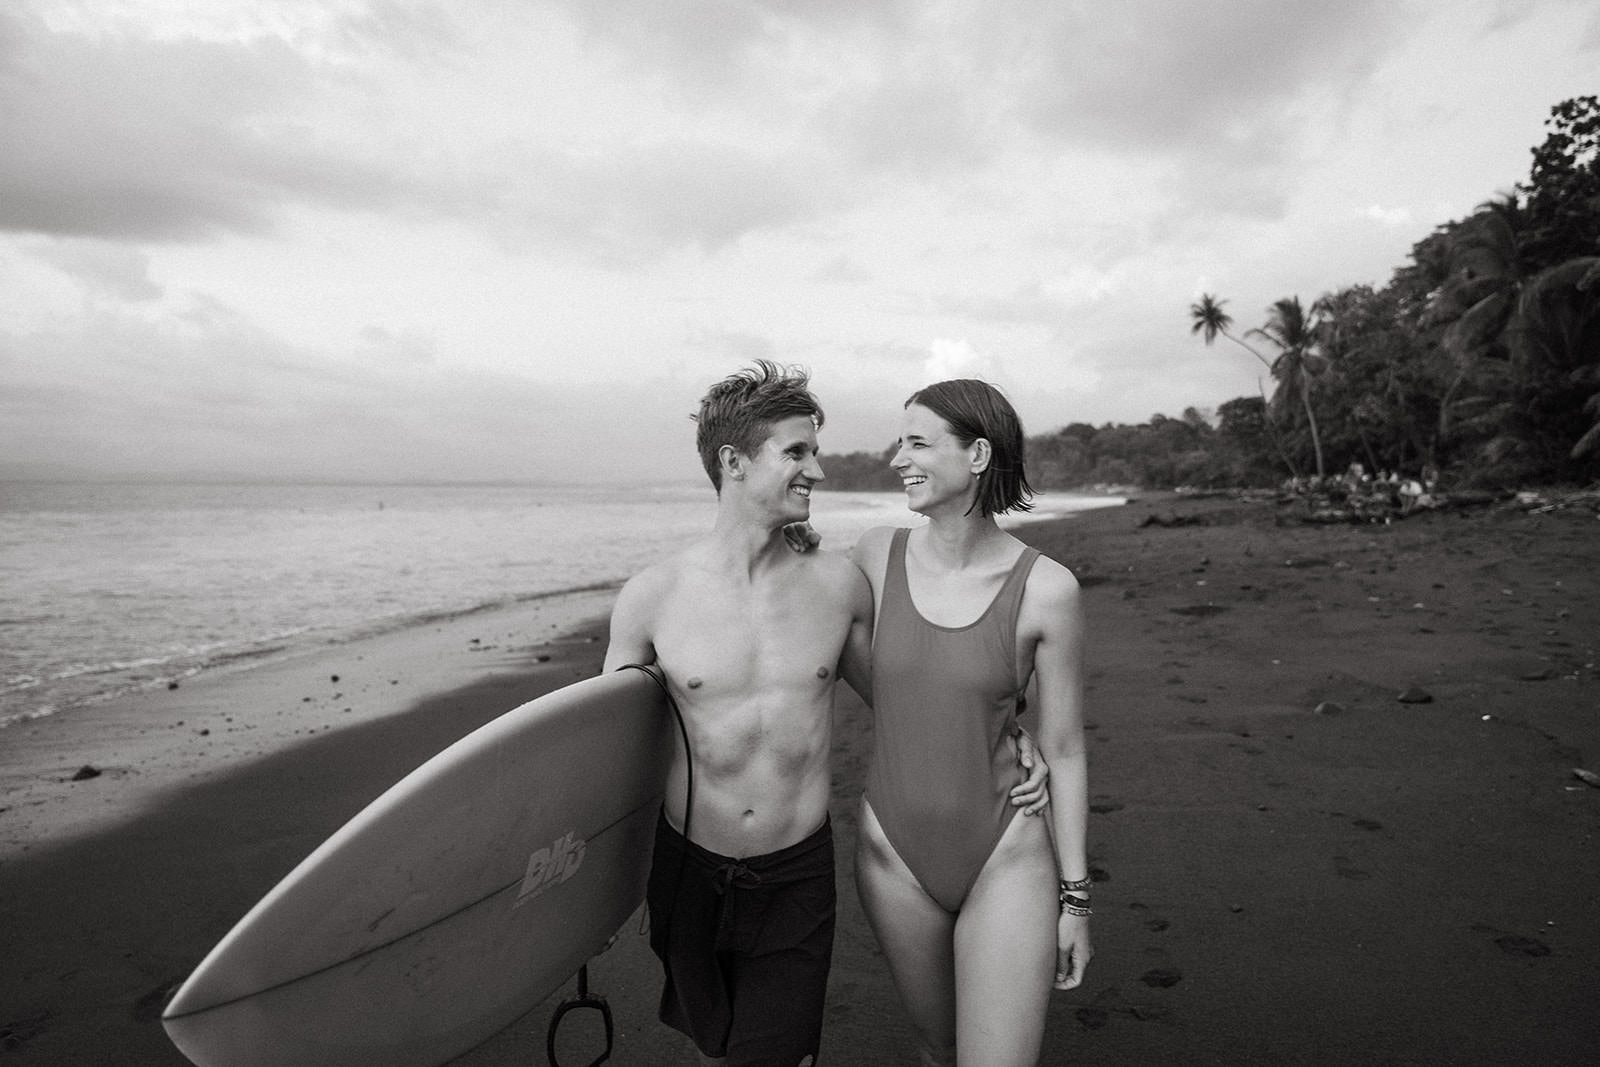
[604,362,1043,1066]
[603,361,866,1065]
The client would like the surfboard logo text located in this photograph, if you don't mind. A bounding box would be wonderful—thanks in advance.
[515,831,586,906]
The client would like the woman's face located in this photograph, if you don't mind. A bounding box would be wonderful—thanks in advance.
[891,403,984,515]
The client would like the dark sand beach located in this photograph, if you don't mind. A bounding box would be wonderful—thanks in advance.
[3,497,1597,1065]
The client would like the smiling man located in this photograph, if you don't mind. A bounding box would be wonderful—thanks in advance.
[603,361,873,1066]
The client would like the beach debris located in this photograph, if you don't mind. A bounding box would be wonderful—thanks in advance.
[1518,667,1555,681]
[331,674,340,683]
[1138,511,1205,528]
[1314,701,1346,715]
[1282,556,1331,569]
[167,680,180,690]
[69,764,101,781]
[1512,488,1600,515]
[1273,471,1523,523]
[1572,768,1600,789]
[1139,968,1183,988]
[1396,685,1433,704]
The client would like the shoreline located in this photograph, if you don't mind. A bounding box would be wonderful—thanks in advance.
[0,585,618,863]
[4,496,1597,1064]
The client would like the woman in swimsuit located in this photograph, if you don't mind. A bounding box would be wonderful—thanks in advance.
[851,379,1091,1066]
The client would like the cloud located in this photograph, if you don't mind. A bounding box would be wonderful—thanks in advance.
[924,337,999,382]
[0,5,430,241]
[28,239,164,301]
[1363,204,1415,227]
[0,292,703,483]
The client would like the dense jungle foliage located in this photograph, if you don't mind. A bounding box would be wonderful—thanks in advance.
[825,97,1600,492]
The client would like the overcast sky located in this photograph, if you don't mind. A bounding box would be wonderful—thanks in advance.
[2,0,1595,485]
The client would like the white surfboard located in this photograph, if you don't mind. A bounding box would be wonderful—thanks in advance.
[162,668,672,1067]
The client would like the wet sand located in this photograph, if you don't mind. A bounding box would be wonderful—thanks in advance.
[2,496,1597,1065]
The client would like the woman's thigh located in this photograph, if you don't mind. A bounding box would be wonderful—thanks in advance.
[854,798,958,1051]
[953,812,1057,1067]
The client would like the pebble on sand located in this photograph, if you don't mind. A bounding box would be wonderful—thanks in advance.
[1396,685,1433,704]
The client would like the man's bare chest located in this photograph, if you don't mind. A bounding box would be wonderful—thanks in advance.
[653,581,848,688]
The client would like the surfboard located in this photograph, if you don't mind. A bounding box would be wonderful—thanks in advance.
[162,667,672,1067]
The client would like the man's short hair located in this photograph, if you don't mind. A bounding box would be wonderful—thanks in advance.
[905,378,1034,517]
[694,361,825,491]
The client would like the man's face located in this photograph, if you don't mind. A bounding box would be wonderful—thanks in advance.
[739,414,825,523]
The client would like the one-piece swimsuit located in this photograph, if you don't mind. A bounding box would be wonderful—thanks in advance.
[865,527,1040,912]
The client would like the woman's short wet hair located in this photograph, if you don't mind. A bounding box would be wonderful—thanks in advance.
[905,379,1034,517]
[694,361,824,491]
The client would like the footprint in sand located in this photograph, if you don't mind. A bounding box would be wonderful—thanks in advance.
[1472,924,1552,957]
[1139,968,1183,988]
[1075,1007,1110,1029]
[1333,855,1372,880]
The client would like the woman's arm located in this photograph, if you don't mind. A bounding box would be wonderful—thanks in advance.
[1028,561,1093,990]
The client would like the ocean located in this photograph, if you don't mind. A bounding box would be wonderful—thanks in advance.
[0,481,1120,727]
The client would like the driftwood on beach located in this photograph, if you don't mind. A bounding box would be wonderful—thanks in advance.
[1269,483,1600,526]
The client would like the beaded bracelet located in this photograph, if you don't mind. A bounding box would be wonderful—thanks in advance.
[1058,875,1093,915]
[1060,894,1092,917]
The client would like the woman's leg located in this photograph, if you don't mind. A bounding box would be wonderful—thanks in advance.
[952,812,1057,1067]
[854,799,959,1066]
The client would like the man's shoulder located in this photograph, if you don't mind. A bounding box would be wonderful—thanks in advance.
[614,551,692,605]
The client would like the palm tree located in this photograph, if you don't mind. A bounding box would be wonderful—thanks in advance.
[1519,255,1600,462]
[1249,296,1328,480]
[1189,294,1274,370]
[1430,197,1600,472]
[1424,196,1533,458]
[1189,294,1299,478]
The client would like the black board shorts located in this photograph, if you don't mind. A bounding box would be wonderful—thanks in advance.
[646,810,836,1066]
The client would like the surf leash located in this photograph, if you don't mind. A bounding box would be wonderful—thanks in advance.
[545,963,613,1067]
[546,664,689,1067]
[615,662,694,846]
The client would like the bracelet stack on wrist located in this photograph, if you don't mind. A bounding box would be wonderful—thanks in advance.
[1059,876,1093,916]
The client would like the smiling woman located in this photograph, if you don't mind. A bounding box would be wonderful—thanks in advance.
[850,377,1091,1067]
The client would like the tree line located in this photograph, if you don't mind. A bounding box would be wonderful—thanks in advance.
[826,97,1599,493]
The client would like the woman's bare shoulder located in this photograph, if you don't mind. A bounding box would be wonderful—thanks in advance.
[1024,551,1081,601]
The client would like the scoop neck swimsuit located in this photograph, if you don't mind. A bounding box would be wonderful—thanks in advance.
[865,527,1041,912]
